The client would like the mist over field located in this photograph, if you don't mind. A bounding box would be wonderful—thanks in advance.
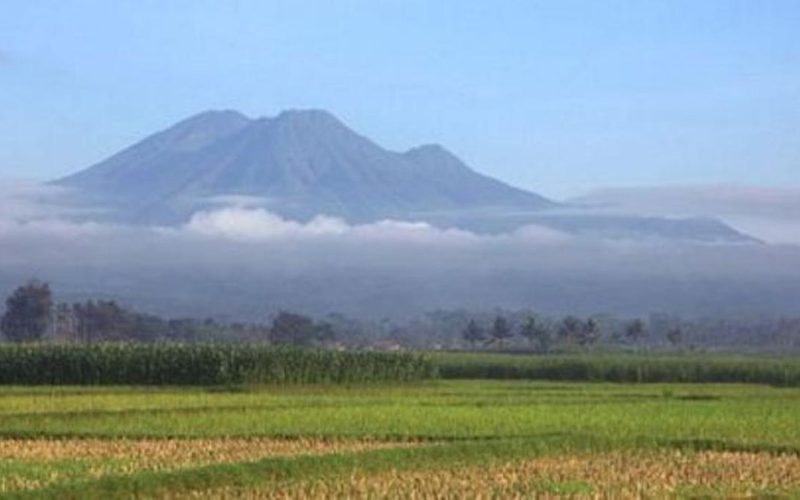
[2,180,799,320]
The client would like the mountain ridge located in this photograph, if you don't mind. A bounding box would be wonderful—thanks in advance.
[56,109,555,224]
[55,109,756,242]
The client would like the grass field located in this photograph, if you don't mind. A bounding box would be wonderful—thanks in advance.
[1,379,800,498]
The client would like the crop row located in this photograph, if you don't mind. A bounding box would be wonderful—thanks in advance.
[433,352,800,386]
[0,343,436,385]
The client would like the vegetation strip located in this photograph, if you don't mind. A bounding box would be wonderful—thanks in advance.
[434,352,800,386]
[0,344,435,385]
[3,343,799,387]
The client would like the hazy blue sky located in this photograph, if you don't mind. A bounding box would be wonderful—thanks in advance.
[1,0,798,198]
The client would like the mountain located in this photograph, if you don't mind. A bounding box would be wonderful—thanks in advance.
[57,109,553,224]
[56,109,755,242]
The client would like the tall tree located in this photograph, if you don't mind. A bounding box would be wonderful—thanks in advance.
[53,302,78,341]
[578,318,601,347]
[1,280,53,342]
[315,321,337,346]
[270,311,318,346]
[519,315,552,353]
[462,319,485,349]
[489,315,513,349]
[666,326,684,347]
[625,319,647,346]
[558,315,583,347]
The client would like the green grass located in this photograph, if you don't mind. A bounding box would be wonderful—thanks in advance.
[1,380,799,497]
[0,381,798,445]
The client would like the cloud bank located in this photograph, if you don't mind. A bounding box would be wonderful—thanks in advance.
[1,181,799,319]
[181,206,571,246]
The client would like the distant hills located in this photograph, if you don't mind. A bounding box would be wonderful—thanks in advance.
[56,109,755,242]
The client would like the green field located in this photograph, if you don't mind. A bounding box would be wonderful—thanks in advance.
[2,378,800,498]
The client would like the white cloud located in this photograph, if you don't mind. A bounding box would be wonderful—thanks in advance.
[180,206,573,246]
[184,208,349,240]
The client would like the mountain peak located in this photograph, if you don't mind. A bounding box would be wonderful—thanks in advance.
[404,143,459,161]
[57,108,552,225]
[160,109,252,152]
[189,108,250,120]
[176,109,251,130]
[275,108,335,119]
[403,143,472,176]
[406,143,446,154]
[272,108,341,126]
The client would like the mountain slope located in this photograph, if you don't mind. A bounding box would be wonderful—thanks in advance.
[56,109,756,242]
[57,109,553,223]
[60,110,251,202]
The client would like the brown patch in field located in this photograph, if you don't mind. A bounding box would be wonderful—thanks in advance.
[226,449,800,498]
[0,437,411,493]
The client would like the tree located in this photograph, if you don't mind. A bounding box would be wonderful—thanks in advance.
[72,300,138,342]
[558,315,583,347]
[53,302,78,341]
[462,319,485,349]
[666,326,684,347]
[315,321,337,346]
[625,319,647,346]
[489,315,513,349]
[519,315,552,353]
[270,311,318,346]
[1,280,53,342]
[578,318,601,347]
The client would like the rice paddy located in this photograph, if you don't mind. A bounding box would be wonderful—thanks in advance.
[0,438,408,494]
[229,449,800,498]
[1,370,799,497]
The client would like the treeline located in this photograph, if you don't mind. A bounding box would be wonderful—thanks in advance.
[0,343,435,385]
[1,280,338,346]
[3,280,799,351]
[399,310,800,352]
[457,314,673,352]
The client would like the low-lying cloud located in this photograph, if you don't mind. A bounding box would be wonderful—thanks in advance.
[182,206,570,246]
[1,181,800,319]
